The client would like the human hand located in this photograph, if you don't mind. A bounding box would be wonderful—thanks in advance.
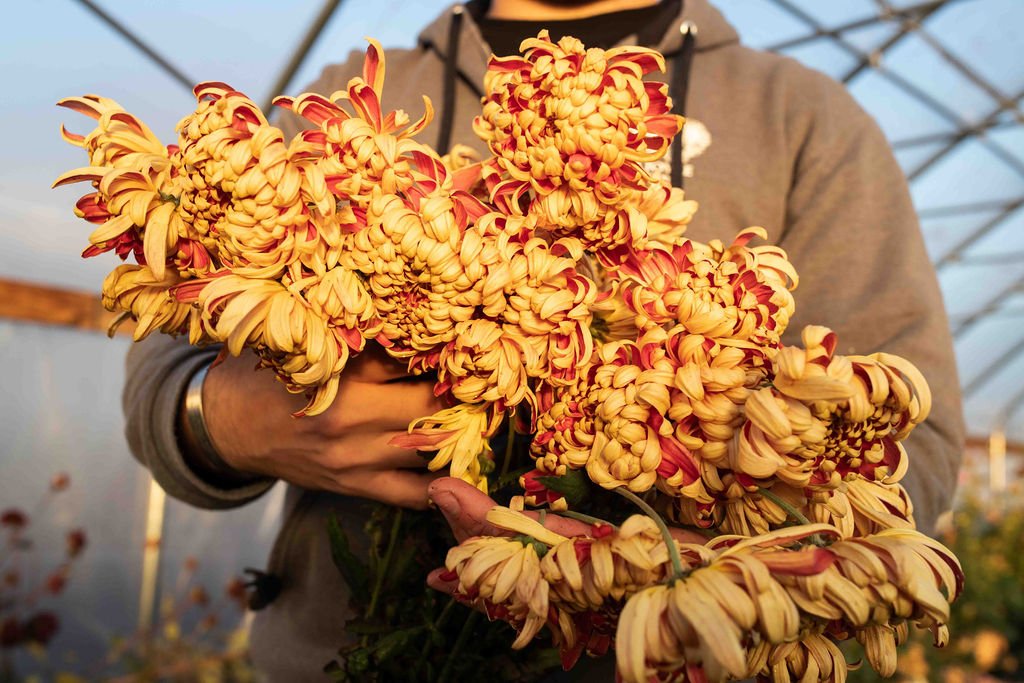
[425,477,708,592]
[201,345,444,508]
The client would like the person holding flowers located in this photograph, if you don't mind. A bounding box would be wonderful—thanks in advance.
[62,0,966,679]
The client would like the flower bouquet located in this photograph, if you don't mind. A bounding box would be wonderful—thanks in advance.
[55,32,961,682]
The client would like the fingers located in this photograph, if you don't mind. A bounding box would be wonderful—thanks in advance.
[330,377,444,432]
[429,478,499,542]
[427,567,457,594]
[331,468,441,509]
[428,477,593,542]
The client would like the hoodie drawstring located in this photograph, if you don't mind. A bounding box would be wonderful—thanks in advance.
[670,21,697,189]
[437,5,465,155]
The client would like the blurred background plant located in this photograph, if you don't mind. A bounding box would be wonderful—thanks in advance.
[1,475,253,683]
[848,466,1024,683]
[2,474,86,681]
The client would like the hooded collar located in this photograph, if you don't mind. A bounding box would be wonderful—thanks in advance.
[417,0,740,91]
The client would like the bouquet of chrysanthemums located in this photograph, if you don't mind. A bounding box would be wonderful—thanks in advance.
[56,33,961,682]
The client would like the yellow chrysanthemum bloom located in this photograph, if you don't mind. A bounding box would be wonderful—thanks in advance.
[442,534,551,649]
[532,339,672,493]
[615,228,797,346]
[437,319,534,408]
[55,97,178,274]
[745,633,849,683]
[101,264,199,341]
[180,272,350,416]
[736,325,929,495]
[616,525,837,683]
[57,95,168,169]
[663,329,770,468]
[475,31,682,240]
[275,39,434,209]
[586,180,698,261]
[341,191,484,360]
[171,83,338,279]
[395,402,501,490]
[483,234,597,385]
[774,528,961,654]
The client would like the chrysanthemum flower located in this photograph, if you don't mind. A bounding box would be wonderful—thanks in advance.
[671,480,800,537]
[442,534,551,648]
[587,180,698,262]
[541,515,695,611]
[475,31,682,240]
[54,97,178,274]
[532,338,678,493]
[483,234,596,385]
[663,329,770,468]
[436,319,533,409]
[776,528,961,656]
[101,264,198,341]
[172,83,337,279]
[614,228,797,346]
[394,402,502,490]
[177,272,348,415]
[616,525,837,683]
[807,478,914,539]
[746,633,849,683]
[302,266,383,352]
[735,326,930,495]
[341,191,484,360]
[275,39,434,209]
[57,95,168,169]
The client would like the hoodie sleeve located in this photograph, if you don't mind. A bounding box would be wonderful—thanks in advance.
[123,336,275,510]
[777,70,965,535]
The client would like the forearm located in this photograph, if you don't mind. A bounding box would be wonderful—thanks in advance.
[123,336,275,510]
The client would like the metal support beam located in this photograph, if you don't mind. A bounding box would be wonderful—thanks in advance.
[962,333,1024,398]
[840,4,947,85]
[953,273,1024,339]
[936,198,1024,270]
[767,0,1024,185]
[70,0,196,92]
[892,119,1021,150]
[907,85,1024,182]
[917,198,1021,219]
[260,0,344,113]
[765,0,950,52]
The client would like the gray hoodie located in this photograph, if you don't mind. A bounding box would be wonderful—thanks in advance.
[123,1,964,679]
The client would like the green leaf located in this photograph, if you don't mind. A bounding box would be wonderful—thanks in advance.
[323,659,348,682]
[371,627,423,663]
[327,513,370,600]
[537,469,591,507]
[345,621,392,636]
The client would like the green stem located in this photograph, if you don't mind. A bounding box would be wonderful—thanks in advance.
[416,599,457,678]
[614,488,686,581]
[757,487,812,526]
[500,411,516,479]
[367,508,404,621]
[560,510,617,529]
[437,610,481,683]
[434,597,457,632]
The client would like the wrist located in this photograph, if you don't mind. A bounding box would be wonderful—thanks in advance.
[178,361,265,488]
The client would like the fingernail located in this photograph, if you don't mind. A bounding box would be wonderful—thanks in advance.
[432,490,460,522]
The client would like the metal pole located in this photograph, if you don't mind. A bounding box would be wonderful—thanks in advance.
[261,0,344,113]
[70,0,196,92]
[138,479,167,631]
